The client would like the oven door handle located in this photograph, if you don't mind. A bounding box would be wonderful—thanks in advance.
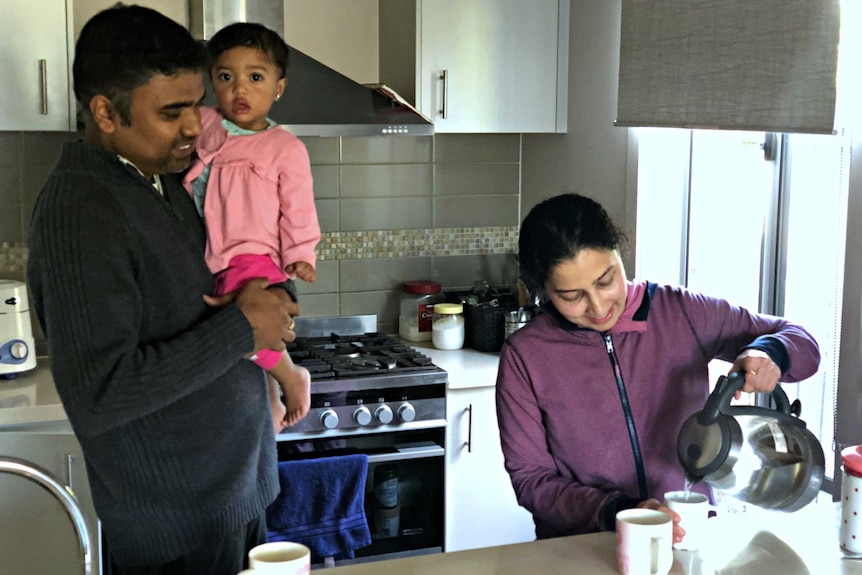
[366,444,445,464]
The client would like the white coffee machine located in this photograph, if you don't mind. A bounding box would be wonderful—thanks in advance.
[0,280,37,377]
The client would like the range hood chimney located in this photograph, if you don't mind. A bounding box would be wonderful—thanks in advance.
[188,0,433,137]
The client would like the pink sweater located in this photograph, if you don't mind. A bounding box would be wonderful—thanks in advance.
[496,281,820,539]
[183,107,320,275]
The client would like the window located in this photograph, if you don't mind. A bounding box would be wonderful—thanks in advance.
[634,128,849,484]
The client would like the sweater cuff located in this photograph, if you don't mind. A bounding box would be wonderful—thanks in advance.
[601,494,642,531]
[741,335,790,373]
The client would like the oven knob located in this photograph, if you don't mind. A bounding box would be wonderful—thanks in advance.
[375,405,394,424]
[320,409,339,429]
[397,403,416,422]
[353,406,372,426]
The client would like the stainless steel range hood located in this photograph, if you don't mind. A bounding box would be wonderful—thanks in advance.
[188,0,433,137]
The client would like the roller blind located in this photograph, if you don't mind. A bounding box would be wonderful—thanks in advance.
[616,0,840,134]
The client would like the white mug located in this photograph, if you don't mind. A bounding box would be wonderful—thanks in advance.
[664,490,713,550]
[841,465,862,555]
[616,508,673,575]
[247,541,311,574]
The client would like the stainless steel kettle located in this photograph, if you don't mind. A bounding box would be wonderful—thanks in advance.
[676,372,825,512]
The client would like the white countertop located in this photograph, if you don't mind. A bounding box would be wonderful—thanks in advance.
[401,340,501,390]
[0,358,67,428]
[327,500,861,574]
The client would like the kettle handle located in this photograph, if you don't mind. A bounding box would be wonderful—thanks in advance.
[696,371,794,426]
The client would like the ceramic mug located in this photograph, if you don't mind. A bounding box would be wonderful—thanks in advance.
[664,490,714,550]
[616,509,673,575]
[247,541,311,574]
[841,458,862,555]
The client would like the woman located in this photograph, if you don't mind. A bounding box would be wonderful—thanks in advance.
[496,193,820,545]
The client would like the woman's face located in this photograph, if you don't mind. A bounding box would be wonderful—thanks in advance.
[544,248,628,331]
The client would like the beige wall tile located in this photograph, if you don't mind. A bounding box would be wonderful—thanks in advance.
[435,134,521,163]
[0,168,22,242]
[20,132,70,166]
[435,163,520,196]
[0,134,20,168]
[299,260,338,294]
[342,136,432,164]
[301,136,340,164]
[339,257,432,292]
[311,165,339,199]
[434,196,520,228]
[340,289,400,326]
[293,293,340,318]
[341,197,432,231]
[431,254,519,291]
[341,164,432,198]
[314,199,339,233]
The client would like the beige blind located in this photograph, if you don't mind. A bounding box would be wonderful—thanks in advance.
[616,0,840,134]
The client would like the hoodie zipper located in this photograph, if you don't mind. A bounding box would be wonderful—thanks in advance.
[604,333,648,500]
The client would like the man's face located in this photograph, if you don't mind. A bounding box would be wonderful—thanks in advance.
[105,71,205,181]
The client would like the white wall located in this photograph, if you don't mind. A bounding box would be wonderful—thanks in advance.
[74,0,188,36]
[520,0,633,270]
[284,0,379,84]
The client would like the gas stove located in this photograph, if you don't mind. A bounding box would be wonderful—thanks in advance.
[278,316,447,438]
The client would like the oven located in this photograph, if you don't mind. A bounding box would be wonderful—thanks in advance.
[275,315,447,566]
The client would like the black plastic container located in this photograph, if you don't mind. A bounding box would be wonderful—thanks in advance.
[464,299,518,352]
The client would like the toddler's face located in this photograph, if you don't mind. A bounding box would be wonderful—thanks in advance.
[211,46,286,131]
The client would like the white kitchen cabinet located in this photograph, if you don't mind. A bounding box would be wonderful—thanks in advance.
[444,384,535,552]
[379,0,569,134]
[0,0,75,131]
[0,425,101,574]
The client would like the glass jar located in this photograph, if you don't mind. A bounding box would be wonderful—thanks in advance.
[399,281,444,342]
[432,302,465,350]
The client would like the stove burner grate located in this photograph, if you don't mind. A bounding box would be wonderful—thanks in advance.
[288,332,436,381]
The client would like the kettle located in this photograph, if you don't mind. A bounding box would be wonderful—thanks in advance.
[676,371,825,512]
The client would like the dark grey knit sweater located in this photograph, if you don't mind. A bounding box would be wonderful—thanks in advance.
[27,141,279,566]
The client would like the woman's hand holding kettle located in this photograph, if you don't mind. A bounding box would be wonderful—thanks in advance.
[729,349,781,399]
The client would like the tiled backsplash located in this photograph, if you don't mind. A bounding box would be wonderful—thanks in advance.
[0,131,522,335]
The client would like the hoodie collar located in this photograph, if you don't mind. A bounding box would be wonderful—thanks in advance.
[546,280,654,334]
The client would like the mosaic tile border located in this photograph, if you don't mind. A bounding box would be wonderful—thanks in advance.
[0,227,519,273]
[316,226,519,260]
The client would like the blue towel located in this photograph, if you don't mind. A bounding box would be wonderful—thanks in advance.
[266,454,372,561]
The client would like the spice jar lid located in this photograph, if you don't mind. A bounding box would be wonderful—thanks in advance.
[842,445,862,478]
[402,280,442,295]
[434,303,463,314]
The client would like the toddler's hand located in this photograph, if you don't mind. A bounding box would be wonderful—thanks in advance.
[285,261,317,283]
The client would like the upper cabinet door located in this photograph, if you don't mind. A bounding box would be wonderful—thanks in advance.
[417,0,568,133]
[0,0,75,131]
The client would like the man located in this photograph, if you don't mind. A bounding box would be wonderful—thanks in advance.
[26,5,298,574]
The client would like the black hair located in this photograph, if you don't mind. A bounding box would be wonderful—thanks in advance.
[73,3,208,126]
[207,22,290,78]
[518,193,628,292]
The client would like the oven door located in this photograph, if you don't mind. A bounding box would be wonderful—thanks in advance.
[275,427,445,566]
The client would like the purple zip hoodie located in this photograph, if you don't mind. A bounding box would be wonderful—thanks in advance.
[495,281,820,539]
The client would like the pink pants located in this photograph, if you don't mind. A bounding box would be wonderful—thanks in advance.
[214,254,288,370]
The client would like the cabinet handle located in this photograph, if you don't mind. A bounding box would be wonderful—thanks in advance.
[439,69,448,119]
[65,453,74,491]
[39,59,48,115]
[465,403,473,453]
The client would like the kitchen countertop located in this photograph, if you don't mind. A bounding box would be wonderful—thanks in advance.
[401,340,501,390]
[0,343,501,428]
[325,499,862,574]
[0,357,67,428]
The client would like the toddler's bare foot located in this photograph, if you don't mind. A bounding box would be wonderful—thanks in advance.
[280,365,311,427]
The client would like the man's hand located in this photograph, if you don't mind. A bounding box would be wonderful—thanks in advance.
[204,278,300,352]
